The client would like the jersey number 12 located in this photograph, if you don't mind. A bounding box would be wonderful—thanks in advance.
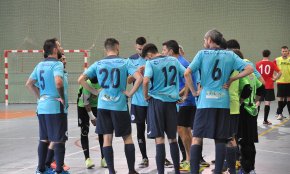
[162,66,177,87]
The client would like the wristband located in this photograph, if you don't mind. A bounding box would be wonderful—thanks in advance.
[87,111,96,120]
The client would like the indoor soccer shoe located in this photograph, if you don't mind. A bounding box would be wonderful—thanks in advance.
[36,168,43,174]
[62,164,70,171]
[263,121,272,125]
[36,167,53,174]
[179,160,190,172]
[85,158,95,169]
[138,158,149,168]
[101,157,108,168]
[50,161,70,171]
[277,114,283,120]
[164,158,174,168]
[50,161,56,170]
[200,157,210,167]
[249,170,256,174]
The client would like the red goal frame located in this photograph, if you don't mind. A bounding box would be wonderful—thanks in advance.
[3,49,89,106]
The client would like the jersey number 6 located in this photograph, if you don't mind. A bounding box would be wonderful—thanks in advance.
[212,59,222,81]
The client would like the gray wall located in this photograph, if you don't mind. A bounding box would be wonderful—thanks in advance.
[1,0,289,103]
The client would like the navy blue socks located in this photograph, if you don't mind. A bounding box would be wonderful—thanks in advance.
[38,141,49,172]
[156,144,165,174]
[190,145,202,174]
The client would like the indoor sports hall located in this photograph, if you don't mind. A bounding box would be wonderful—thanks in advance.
[0,1,290,174]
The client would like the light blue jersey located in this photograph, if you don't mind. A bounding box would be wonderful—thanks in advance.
[128,54,148,106]
[84,55,136,111]
[144,56,186,102]
[178,55,197,106]
[29,58,65,114]
[188,49,248,109]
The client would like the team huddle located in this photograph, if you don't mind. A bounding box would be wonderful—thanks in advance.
[26,29,290,174]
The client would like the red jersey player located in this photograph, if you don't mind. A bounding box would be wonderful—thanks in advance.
[256,49,281,124]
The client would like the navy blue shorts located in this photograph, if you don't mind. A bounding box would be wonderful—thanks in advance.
[38,114,68,142]
[192,108,232,139]
[147,98,177,139]
[96,109,131,137]
[229,114,239,135]
[178,106,196,128]
[130,104,148,123]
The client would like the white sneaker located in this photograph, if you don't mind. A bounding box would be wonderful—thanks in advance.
[277,114,283,120]
[249,170,256,174]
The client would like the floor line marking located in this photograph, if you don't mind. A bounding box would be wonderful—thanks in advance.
[256,148,290,156]
[258,118,289,137]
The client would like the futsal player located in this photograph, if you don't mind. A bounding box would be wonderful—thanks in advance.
[161,40,198,172]
[78,38,142,174]
[143,43,187,174]
[274,46,290,120]
[26,38,69,174]
[76,77,106,168]
[127,37,149,168]
[184,29,253,174]
[256,49,281,124]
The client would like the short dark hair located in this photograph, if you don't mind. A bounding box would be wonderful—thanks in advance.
[43,53,48,58]
[262,50,271,57]
[162,40,179,54]
[43,38,58,57]
[136,37,146,45]
[220,38,227,49]
[141,43,158,58]
[104,38,119,50]
[227,39,240,49]
[281,46,288,49]
[233,49,244,59]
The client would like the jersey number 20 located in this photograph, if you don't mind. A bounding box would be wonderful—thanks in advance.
[99,68,120,88]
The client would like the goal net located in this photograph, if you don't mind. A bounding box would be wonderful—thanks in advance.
[4,50,89,105]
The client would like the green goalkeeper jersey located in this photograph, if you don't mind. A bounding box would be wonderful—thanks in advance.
[239,72,262,116]
[77,80,101,108]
